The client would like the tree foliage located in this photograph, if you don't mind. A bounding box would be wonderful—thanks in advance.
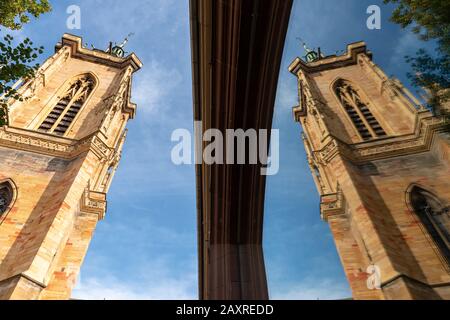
[406,49,450,114]
[0,0,51,30]
[0,0,51,126]
[384,0,450,114]
[0,35,44,124]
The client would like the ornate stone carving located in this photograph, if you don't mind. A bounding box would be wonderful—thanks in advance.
[293,75,330,139]
[100,67,133,134]
[99,129,127,192]
[381,78,399,100]
[293,80,307,119]
[320,185,345,221]
[0,126,114,161]
[91,135,112,160]
[316,138,339,164]
[80,188,107,220]
[314,115,448,165]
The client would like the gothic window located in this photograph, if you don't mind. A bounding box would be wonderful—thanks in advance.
[0,181,14,216]
[410,186,450,267]
[334,79,386,140]
[38,74,95,136]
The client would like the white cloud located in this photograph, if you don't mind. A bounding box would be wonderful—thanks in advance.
[80,0,179,34]
[73,257,197,300]
[73,274,196,300]
[270,278,351,300]
[73,269,350,300]
[389,32,422,67]
[132,59,183,114]
[275,75,298,113]
[108,55,192,196]
[97,206,196,250]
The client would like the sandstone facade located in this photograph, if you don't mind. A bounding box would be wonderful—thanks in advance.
[290,42,450,300]
[0,34,141,300]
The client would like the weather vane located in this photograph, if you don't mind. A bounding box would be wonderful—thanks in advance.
[107,33,135,58]
[296,36,322,63]
[296,37,311,53]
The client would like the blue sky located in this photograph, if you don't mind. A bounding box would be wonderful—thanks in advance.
[3,0,436,299]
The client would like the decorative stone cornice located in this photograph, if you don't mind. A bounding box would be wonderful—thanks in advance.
[314,115,448,165]
[316,138,340,164]
[0,273,46,290]
[320,186,345,221]
[80,188,107,220]
[289,41,371,75]
[90,135,115,161]
[0,126,116,161]
[124,102,137,119]
[293,105,305,121]
[55,34,142,72]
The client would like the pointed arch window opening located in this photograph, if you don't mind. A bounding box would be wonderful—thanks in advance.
[0,181,14,216]
[38,75,95,136]
[334,80,386,141]
[410,186,450,269]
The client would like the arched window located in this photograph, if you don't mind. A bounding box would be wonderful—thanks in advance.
[38,74,95,136]
[409,186,450,267]
[333,79,386,140]
[0,181,14,216]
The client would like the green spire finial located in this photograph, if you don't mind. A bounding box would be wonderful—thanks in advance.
[296,36,320,63]
[108,33,135,58]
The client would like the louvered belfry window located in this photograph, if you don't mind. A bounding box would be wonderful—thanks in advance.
[334,79,386,140]
[38,74,95,136]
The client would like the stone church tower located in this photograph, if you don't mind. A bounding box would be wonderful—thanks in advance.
[0,34,141,299]
[290,42,450,299]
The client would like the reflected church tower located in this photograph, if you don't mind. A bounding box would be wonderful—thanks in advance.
[290,42,450,299]
[0,34,142,299]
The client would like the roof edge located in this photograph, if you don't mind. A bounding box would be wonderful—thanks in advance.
[55,33,143,72]
[289,41,371,75]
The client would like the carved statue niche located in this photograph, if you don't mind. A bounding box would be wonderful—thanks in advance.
[300,74,329,138]
[99,130,127,192]
[100,67,132,134]
[302,132,328,194]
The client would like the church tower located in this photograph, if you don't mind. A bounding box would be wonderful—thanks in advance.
[289,42,450,299]
[0,34,142,299]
